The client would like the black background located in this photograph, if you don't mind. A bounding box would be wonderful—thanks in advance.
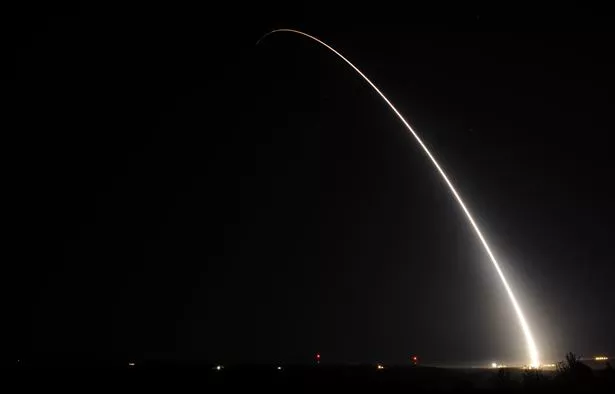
[4,3,614,366]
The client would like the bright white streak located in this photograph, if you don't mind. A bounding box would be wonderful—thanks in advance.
[259,29,540,367]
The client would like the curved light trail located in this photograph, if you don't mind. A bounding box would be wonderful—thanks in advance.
[258,29,540,368]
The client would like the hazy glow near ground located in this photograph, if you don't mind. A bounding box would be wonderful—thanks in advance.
[259,29,541,367]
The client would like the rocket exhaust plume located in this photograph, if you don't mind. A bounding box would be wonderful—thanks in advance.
[258,29,540,368]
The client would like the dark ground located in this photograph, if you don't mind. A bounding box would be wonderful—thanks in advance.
[8,362,615,393]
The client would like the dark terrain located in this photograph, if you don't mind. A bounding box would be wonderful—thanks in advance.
[9,356,615,393]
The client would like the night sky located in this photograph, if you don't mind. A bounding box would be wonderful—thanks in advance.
[5,5,614,366]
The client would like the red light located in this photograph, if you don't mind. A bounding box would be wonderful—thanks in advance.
[412,356,417,361]
[316,353,321,359]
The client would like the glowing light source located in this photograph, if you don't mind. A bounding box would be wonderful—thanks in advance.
[491,362,497,368]
[128,362,135,367]
[377,364,385,370]
[214,365,224,371]
[277,366,283,370]
[595,356,609,361]
[258,29,541,368]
